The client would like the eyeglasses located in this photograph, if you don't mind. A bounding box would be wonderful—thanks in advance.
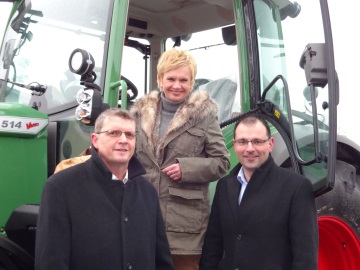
[233,138,270,146]
[97,130,136,140]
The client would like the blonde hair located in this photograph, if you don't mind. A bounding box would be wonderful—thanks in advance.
[156,48,197,90]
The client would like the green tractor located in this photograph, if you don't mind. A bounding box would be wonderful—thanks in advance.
[0,0,359,269]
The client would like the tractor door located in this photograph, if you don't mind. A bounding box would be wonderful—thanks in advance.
[244,0,337,195]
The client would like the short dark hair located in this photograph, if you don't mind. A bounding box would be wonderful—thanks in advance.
[233,113,271,139]
[94,108,135,133]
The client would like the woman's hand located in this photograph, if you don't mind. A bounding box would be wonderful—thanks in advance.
[162,163,182,181]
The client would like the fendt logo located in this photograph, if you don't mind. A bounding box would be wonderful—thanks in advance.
[26,122,40,129]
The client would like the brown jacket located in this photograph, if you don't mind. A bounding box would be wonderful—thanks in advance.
[130,90,230,255]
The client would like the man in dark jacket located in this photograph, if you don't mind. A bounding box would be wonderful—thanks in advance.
[200,113,318,270]
[35,108,174,270]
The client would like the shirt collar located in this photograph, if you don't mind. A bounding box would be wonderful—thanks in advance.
[112,170,129,184]
[237,166,247,185]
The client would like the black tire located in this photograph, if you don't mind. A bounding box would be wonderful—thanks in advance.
[0,236,34,270]
[316,160,360,238]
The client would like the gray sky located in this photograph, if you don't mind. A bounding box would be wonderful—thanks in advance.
[1,1,359,145]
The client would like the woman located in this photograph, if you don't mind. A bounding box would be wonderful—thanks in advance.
[130,48,230,270]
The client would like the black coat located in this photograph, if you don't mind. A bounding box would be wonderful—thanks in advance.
[35,148,173,270]
[200,156,318,270]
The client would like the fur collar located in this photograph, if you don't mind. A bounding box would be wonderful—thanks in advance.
[130,89,217,147]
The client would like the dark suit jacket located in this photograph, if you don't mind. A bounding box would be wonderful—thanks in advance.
[35,148,173,270]
[200,156,318,270]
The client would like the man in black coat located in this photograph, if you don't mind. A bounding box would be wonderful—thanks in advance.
[200,113,318,270]
[35,108,174,270]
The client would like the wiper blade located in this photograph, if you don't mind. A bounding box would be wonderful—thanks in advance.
[0,78,47,96]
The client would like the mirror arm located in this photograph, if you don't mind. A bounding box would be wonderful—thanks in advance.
[260,75,321,166]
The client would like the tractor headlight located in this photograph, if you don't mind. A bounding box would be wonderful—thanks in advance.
[75,104,91,122]
[68,48,109,126]
[69,48,95,77]
[77,88,94,104]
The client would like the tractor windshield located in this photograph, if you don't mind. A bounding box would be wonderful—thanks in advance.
[0,0,111,115]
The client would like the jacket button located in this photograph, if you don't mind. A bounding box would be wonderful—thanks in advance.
[236,234,242,240]
[123,216,128,222]
[126,263,132,269]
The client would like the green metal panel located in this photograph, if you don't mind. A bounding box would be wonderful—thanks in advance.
[233,0,251,113]
[103,0,130,107]
[0,103,48,232]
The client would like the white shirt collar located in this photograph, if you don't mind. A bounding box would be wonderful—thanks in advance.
[112,170,129,184]
[237,166,247,185]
